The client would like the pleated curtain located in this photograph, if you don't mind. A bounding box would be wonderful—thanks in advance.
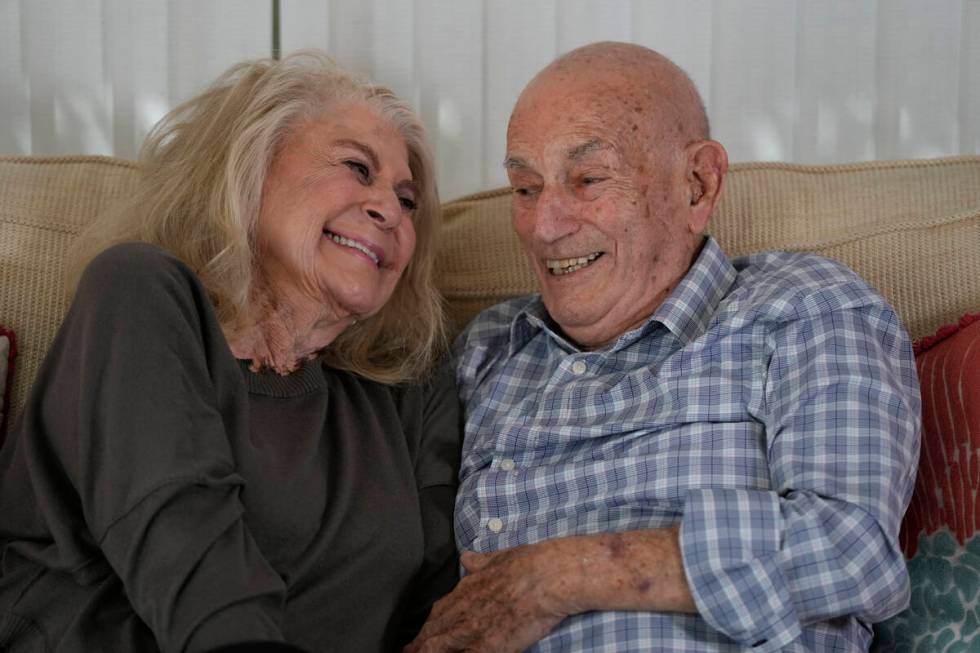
[2,0,978,201]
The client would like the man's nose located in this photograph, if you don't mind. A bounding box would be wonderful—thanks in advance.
[532,188,579,243]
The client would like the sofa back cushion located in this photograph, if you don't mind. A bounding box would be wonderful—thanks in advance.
[2,155,980,430]
[438,157,980,340]
[0,156,139,429]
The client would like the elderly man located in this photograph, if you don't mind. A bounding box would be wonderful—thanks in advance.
[409,42,920,652]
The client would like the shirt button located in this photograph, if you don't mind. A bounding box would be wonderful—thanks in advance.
[499,458,516,471]
[487,517,503,533]
[571,360,587,375]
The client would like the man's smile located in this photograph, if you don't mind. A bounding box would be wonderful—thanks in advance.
[545,251,603,276]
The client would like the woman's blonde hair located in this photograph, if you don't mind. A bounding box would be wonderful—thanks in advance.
[72,51,445,383]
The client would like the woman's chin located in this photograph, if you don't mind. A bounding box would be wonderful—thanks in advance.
[337,295,386,321]
[324,275,400,321]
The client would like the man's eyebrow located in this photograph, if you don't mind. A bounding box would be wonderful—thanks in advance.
[333,138,380,171]
[502,139,611,171]
[503,155,529,171]
[567,139,610,161]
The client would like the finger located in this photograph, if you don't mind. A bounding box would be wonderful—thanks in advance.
[412,588,469,643]
[460,549,495,572]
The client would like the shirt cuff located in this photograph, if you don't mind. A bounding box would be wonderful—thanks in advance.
[680,488,801,651]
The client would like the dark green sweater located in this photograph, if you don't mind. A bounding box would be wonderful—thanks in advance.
[0,243,461,652]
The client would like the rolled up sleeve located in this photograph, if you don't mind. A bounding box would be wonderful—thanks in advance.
[680,304,920,650]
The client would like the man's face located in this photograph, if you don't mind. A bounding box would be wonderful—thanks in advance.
[505,77,700,349]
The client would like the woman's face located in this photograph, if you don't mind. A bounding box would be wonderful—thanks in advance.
[256,103,418,322]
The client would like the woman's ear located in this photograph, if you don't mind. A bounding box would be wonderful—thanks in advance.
[685,140,728,235]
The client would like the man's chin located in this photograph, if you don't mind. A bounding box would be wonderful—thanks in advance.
[541,301,601,335]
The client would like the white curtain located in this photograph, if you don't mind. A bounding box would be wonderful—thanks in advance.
[2,0,978,202]
[0,0,270,159]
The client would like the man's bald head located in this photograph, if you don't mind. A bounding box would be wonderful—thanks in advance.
[514,42,709,149]
[503,41,728,349]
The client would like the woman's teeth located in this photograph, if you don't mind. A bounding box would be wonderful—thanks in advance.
[546,252,601,276]
[326,231,379,265]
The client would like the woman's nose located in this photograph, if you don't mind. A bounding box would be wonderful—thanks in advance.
[364,189,402,229]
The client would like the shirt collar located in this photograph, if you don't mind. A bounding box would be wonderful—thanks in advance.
[508,236,736,353]
[646,236,737,346]
[508,297,570,355]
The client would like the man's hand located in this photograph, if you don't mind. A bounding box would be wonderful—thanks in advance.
[404,528,696,653]
[404,541,579,653]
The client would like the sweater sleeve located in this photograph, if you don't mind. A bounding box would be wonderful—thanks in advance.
[21,243,287,652]
[397,359,462,642]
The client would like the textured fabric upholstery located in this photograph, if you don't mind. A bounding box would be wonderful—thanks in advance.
[2,154,980,428]
[438,157,980,338]
[0,156,138,423]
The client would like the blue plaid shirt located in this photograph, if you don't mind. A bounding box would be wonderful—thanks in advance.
[455,237,920,652]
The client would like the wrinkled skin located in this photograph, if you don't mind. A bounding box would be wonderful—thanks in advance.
[407,42,727,652]
[502,57,724,350]
[405,546,570,653]
[229,102,418,374]
[405,529,695,653]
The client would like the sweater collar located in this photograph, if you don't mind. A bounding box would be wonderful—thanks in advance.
[238,357,326,397]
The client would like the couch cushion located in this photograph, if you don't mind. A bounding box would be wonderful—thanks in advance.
[873,315,980,651]
[437,157,980,340]
[3,155,980,429]
[0,155,139,424]
[902,314,980,556]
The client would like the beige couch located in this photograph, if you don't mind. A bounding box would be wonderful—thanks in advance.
[1,154,979,646]
[3,155,978,419]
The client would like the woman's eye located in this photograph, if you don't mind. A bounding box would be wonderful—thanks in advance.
[345,160,370,180]
[581,176,604,186]
[399,196,417,211]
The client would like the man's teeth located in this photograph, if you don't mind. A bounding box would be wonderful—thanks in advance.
[546,252,601,276]
[327,232,379,265]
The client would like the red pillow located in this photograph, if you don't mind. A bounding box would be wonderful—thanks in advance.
[0,324,15,446]
[900,313,980,557]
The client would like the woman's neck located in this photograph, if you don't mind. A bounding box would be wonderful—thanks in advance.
[225,285,356,376]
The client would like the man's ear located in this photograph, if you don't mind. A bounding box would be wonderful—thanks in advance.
[685,140,728,235]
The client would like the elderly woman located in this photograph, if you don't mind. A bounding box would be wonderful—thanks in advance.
[0,53,458,652]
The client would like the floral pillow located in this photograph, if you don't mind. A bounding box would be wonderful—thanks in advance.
[873,314,980,651]
[0,325,15,445]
